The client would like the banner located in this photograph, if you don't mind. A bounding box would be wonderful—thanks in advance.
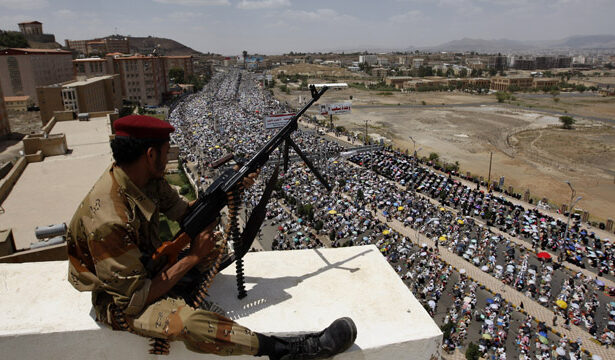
[320,102,351,116]
[264,113,295,129]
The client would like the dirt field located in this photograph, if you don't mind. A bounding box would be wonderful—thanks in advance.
[274,81,615,222]
[0,112,43,165]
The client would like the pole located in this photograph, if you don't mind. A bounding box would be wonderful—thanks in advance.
[562,182,581,247]
[330,114,333,130]
[364,120,369,145]
[487,152,493,191]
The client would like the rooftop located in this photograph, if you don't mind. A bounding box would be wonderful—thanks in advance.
[0,245,442,359]
[0,48,71,56]
[1,115,112,250]
[3,96,30,102]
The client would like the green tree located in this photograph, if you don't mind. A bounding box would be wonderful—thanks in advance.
[0,30,29,48]
[168,68,185,84]
[242,50,248,69]
[459,68,468,78]
[465,342,480,360]
[559,115,575,129]
[429,152,440,161]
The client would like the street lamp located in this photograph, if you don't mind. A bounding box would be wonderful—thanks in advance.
[408,136,417,157]
[562,180,582,247]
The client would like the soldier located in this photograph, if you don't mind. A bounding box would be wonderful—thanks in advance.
[67,115,356,359]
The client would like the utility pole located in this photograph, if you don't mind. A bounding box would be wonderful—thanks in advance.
[562,181,582,246]
[487,152,493,191]
[364,120,369,145]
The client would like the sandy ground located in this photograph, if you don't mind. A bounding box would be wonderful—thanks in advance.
[275,85,615,223]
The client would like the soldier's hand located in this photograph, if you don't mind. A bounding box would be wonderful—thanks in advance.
[189,219,218,259]
[233,165,260,189]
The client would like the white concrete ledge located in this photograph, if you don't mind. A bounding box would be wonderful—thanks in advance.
[0,245,442,359]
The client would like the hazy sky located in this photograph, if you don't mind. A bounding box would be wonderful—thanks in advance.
[1,0,614,55]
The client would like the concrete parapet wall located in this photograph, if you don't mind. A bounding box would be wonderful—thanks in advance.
[25,150,43,163]
[53,111,74,121]
[41,116,57,132]
[0,229,16,256]
[23,133,68,156]
[0,246,442,360]
[0,243,66,263]
[0,157,26,205]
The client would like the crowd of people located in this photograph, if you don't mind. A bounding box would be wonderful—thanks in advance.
[167,70,612,358]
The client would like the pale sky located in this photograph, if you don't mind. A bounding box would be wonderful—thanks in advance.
[1,0,614,55]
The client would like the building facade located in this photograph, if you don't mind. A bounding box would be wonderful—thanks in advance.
[163,56,194,81]
[17,21,55,43]
[4,96,32,112]
[73,58,114,78]
[490,76,534,91]
[114,55,167,106]
[0,82,9,136]
[65,37,130,56]
[0,48,74,105]
[37,75,122,124]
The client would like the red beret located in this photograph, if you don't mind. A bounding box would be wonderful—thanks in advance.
[114,115,175,140]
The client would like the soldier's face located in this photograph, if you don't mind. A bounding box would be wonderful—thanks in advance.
[151,141,170,179]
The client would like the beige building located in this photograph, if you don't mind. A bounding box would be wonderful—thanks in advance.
[0,82,9,136]
[36,75,122,124]
[385,76,414,89]
[114,55,167,106]
[65,37,130,56]
[4,96,32,112]
[533,78,559,89]
[490,76,534,91]
[164,56,194,80]
[18,21,42,36]
[0,48,74,105]
[73,58,114,78]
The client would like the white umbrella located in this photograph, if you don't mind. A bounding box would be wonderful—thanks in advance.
[481,265,489,272]
[571,303,580,309]
[490,304,499,309]
[485,319,494,325]
[496,265,503,270]
[459,268,466,274]
[556,348,566,356]
[428,300,436,309]
[592,355,602,360]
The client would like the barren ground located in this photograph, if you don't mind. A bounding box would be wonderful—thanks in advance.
[274,84,615,222]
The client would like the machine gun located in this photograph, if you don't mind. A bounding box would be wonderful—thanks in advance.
[151,84,336,301]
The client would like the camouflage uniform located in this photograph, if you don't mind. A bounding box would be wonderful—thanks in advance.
[67,164,259,356]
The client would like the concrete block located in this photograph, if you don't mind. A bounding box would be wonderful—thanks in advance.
[0,245,442,359]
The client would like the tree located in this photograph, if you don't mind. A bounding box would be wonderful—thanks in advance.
[465,342,480,360]
[242,50,248,69]
[459,68,468,78]
[429,152,440,161]
[559,115,575,129]
[168,68,185,84]
[0,30,29,48]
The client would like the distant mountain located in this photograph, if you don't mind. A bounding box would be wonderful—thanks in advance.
[428,38,535,52]
[424,35,615,53]
[109,35,202,56]
[550,35,615,49]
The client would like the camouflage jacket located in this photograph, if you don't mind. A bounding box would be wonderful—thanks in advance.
[67,164,189,324]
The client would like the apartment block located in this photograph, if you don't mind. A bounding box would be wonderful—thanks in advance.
[65,37,130,56]
[514,58,536,70]
[164,56,194,81]
[385,76,414,89]
[533,78,559,89]
[18,21,56,43]
[359,55,378,65]
[4,96,33,112]
[73,58,114,78]
[490,76,534,91]
[0,48,74,105]
[36,75,122,124]
[0,82,9,136]
[115,55,167,106]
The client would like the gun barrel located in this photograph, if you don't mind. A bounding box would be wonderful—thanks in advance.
[35,223,67,239]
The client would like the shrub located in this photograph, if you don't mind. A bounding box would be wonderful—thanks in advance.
[559,115,575,129]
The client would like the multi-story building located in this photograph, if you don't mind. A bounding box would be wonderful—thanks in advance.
[18,21,55,43]
[490,76,534,91]
[65,37,130,56]
[0,82,9,136]
[412,58,424,69]
[533,78,559,89]
[163,56,194,81]
[359,55,378,66]
[73,58,114,78]
[36,75,122,124]
[0,48,74,105]
[557,56,572,68]
[514,58,536,70]
[114,55,167,106]
[4,96,32,112]
[385,76,414,89]
[535,56,556,70]
[488,55,508,71]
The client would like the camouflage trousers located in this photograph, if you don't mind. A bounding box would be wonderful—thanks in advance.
[127,297,259,356]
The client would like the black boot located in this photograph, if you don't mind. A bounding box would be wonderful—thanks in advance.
[257,317,357,360]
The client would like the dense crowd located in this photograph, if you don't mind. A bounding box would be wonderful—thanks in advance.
[167,70,612,358]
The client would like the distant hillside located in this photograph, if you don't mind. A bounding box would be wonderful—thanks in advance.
[426,35,615,53]
[122,36,202,56]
